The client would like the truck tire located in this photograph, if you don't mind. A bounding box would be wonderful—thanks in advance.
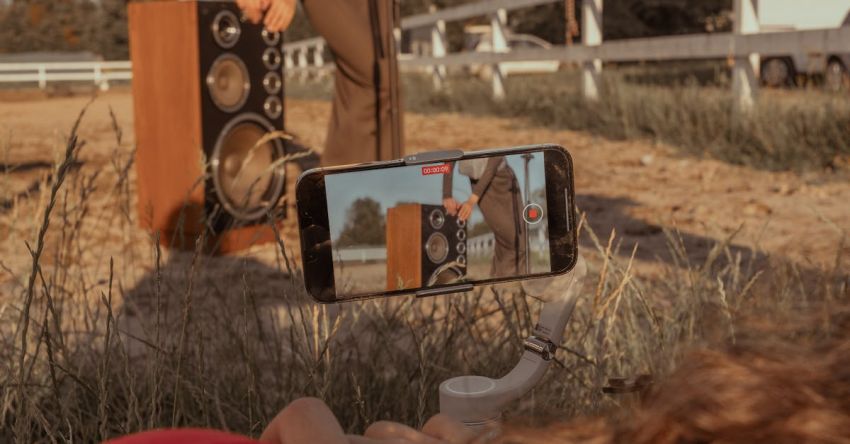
[761,58,795,88]
[825,58,848,92]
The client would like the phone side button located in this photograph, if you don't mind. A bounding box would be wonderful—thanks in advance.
[416,284,474,298]
[404,150,464,165]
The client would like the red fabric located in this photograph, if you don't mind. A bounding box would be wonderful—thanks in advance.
[106,429,262,444]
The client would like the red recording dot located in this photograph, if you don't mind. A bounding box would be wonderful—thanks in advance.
[528,208,539,219]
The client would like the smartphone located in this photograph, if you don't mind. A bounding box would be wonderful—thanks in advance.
[296,144,577,303]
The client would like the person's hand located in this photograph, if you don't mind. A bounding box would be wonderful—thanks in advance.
[263,0,297,32]
[236,0,270,24]
[443,197,460,216]
[457,194,479,222]
[363,414,477,443]
[260,397,479,444]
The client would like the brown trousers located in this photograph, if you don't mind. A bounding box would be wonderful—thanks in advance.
[302,0,404,166]
[476,168,528,278]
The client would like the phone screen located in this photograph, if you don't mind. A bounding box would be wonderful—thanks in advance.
[322,150,565,298]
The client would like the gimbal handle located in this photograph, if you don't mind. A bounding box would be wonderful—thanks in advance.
[438,255,587,428]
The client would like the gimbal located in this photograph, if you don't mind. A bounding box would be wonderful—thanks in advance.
[439,255,587,429]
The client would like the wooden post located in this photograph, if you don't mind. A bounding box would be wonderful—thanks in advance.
[566,0,578,46]
[733,0,759,112]
[430,6,447,90]
[490,8,508,100]
[581,0,602,100]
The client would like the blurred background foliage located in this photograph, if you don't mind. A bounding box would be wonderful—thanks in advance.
[0,0,731,60]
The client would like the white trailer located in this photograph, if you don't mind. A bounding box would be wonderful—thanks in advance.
[757,0,850,90]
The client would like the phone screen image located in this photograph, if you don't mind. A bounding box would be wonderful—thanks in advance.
[324,152,552,298]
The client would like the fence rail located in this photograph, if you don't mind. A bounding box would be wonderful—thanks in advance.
[0,61,132,90]
[282,0,850,109]
[399,27,850,66]
[3,0,850,108]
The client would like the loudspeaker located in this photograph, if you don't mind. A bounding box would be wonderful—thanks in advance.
[385,203,467,291]
[129,0,307,253]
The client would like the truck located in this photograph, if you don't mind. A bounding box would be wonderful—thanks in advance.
[757,0,850,90]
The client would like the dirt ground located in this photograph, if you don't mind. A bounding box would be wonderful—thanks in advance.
[1,88,848,293]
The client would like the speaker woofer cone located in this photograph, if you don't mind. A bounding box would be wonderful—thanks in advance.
[456,229,467,241]
[206,54,250,113]
[264,96,282,119]
[211,113,285,221]
[262,29,281,46]
[456,218,466,228]
[262,47,282,70]
[456,255,467,265]
[425,232,449,264]
[263,72,282,95]
[212,10,241,48]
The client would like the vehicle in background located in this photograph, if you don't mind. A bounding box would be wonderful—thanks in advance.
[757,0,850,91]
[464,25,560,80]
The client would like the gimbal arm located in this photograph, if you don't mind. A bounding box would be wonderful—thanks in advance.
[438,255,587,428]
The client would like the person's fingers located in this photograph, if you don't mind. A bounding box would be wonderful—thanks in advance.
[242,1,262,24]
[347,436,419,444]
[260,398,348,444]
[421,415,477,444]
[459,203,473,221]
[263,6,281,31]
[264,0,296,32]
[364,421,445,444]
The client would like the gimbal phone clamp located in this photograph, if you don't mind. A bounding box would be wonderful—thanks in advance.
[437,255,587,430]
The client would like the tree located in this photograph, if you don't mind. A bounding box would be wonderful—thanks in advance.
[336,197,386,247]
[0,0,100,54]
[97,0,128,60]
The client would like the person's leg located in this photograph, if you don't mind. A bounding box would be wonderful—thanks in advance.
[302,0,403,166]
[478,170,528,278]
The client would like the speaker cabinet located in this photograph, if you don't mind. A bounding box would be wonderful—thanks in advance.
[129,0,298,253]
[386,204,467,291]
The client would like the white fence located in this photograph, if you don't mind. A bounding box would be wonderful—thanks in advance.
[3,0,849,109]
[0,61,132,91]
[283,0,850,110]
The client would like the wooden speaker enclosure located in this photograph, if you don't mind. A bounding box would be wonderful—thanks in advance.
[128,0,289,254]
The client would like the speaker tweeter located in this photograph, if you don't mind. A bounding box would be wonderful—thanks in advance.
[212,10,241,48]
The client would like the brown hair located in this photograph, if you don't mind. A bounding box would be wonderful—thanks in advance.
[501,321,850,443]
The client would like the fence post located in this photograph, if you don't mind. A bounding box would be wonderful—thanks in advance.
[581,0,602,100]
[732,0,759,112]
[298,46,309,82]
[314,42,326,79]
[430,6,447,90]
[94,63,110,91]
[285,49,294,78]
[490,8,508,100]
[37,65,47,89]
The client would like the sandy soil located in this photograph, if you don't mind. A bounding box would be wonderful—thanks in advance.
[1,89,848,294]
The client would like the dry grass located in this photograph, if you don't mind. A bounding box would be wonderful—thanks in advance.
[0,96,848,443]
[289,68,850,172]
